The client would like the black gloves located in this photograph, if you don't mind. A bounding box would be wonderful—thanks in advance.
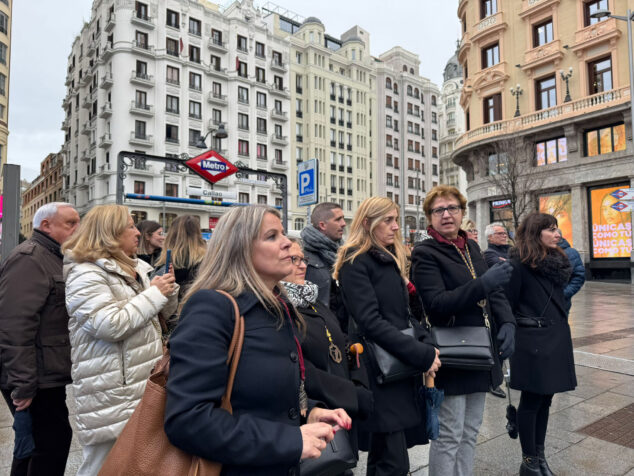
[496,322,515,361]
[480,261,513,293]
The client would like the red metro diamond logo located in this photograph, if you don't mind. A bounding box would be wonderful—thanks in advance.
[611,201,629,212]
[185,150,238,184]
[611,189,628,200]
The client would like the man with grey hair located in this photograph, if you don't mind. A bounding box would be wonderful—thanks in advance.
[483,222,510,268]
[300,202,346,309]
[0,202,79,475]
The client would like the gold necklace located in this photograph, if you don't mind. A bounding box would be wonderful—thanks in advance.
[311,305,343,363]
[448,242,490,328]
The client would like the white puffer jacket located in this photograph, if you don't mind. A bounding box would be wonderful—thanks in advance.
[64,255,178,446]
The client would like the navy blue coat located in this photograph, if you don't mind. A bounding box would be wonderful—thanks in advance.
[558,239,585,312]
[164,289,308,476]
[338,247,436,436]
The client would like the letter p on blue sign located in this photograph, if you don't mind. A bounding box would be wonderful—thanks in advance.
[298,158,318,207]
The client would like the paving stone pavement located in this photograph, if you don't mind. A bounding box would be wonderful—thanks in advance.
[0,281,632,475]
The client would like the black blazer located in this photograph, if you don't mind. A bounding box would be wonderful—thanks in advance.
[411,237,515,396]
[505,259,577,394]
[338,247,436,435]
[165,289,311,476]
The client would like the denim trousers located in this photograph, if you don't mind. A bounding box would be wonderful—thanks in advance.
[428,392,486,476]
[76,439,116,476]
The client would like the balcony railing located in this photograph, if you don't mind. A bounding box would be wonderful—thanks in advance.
[455,86,631,150]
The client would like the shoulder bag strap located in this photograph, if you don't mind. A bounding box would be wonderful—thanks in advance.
[215,290,245,415]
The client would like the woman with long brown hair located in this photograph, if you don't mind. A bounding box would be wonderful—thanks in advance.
[506,212,575,476]
[334,197,440,476]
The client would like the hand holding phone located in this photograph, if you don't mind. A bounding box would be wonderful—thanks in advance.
[165,249,172,274]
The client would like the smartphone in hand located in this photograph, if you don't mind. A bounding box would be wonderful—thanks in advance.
[165,249,172,274]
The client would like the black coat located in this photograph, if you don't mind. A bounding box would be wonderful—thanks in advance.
[505,259,577,394]
[483,243,510,268]
[411,237,515,396]
[338,247,436,436]
[165,289,313,476]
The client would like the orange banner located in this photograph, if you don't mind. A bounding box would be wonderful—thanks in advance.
[590,185,632,259]
[539,192,573,247]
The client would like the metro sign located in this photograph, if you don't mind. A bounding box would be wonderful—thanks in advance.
[185,150,238,184]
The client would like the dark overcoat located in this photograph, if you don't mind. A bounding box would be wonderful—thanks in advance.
[165,289,314,476]
[505,258,577,394]
[411,237,515,396]
[338,247,436,437]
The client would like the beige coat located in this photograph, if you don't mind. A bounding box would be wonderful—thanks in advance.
[64,255,178,445]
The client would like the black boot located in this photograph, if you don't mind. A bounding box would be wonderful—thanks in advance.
[519,454,541,476]
[536,445,555,476]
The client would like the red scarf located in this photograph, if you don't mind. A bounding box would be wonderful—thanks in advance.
[427,226,468,251]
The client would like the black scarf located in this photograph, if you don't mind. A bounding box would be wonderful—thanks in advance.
[300,226,341,267]
[510,247,572,287]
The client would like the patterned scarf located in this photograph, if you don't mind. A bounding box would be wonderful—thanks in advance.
[282,280,319,309]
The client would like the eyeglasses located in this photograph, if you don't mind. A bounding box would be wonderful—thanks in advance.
[290,256,309,266]
[431,205,463,217]
[466,228,478,234]
[493,232,508,236]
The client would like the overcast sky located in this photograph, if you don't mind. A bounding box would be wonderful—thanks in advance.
[9,0,459,181]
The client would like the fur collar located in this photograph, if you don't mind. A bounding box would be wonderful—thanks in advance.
[509,247,572,286]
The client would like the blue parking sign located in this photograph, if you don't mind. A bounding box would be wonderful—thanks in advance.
[298,159,318,207]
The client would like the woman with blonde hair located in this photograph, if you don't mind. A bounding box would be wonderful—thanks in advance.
[334,197,440,476]
[164,205,351,475]
[154,215,206,335]
[62,204,178,475]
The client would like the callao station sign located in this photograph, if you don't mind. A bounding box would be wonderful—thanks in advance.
[185,150,238,184]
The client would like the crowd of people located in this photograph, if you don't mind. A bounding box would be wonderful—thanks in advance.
[0,184,585,476]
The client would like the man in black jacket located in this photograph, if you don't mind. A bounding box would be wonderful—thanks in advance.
[0,202,79,476]
[483,222,510,267]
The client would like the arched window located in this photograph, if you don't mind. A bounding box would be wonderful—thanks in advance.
[385,77,392,89]
[407,85,413,96]
[414,88,419,98]
[403,65,408,72]
[410,68,414,74]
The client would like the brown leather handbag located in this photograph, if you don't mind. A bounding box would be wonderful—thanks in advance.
[98,290,245,476]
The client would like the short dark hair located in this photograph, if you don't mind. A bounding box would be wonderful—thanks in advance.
[310,202,342,228]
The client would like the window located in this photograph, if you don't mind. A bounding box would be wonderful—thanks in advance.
[483,93,502,123]
[588,56,612,94]
[432,130,438,141]
[135,120,146,139]
[166,95,179,114]
[189,129,201,146]
[210,55,221,71]
[432,147,438,158]
[131,211,147,223]
[274,99,282,113]
[136,60,148,78]
[165,183,178,197]
[255,42,265,58]
[275,149,283,163]
[237,60,247,78]
[0,42,7,65]
[189,17,201,36]
[432,112,437,124]
[135,1,149,19]
[275,124,283,138]
[274,76,284,90]
[134,181,145,194]
[487,153,508,175]
[238,86,248,104]
[189,100,201,119]
[212,82,222,96]
[166,65,179,85]
[481,43,500,69]
[212,109,222,125]
[166,38,179,57]
[256,92,267,108]
[533,19,553,47]
[585,123,626,157]
[166,9,179,28]
[238,113,249,130]
[251,118,267,140]
[480,0,497,19]
[257,143,267,160]
[189,72,201,90]
[273,51,283,67]
[135,31,148,49]
[189,45,200,63]
[535,137,568,166]
[431,95,437,106]
[211,29,223,46]
[256,67,266,83]
[238,139,249,156]
[584,0,608,27]
[135,90,147,108]
[256,194,267,205]
[536,75,557,110]
[237,35,248,52]
[239,192,250,204]
[166,124,179,143]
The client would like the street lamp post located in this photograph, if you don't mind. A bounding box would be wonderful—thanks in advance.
[510,84,523,117]
[560,67,573,102]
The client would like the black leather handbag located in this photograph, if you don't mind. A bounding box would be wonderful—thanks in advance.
[299,429,357,476]
[366,327,420,384]
[430,325,494,370]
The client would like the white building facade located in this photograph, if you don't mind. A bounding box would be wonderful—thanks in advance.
[61,0,291,229]
[375,47,441,235]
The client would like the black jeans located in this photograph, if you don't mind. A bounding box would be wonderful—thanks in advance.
[1,387,72,476]
[366,430,409,476]
[517,391,554,456]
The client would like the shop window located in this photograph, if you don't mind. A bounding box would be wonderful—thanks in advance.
[588,184,632,259]
[585,123,626,157]
[539,192,573,245]
[489,199,512,229]
[535,137,567,166]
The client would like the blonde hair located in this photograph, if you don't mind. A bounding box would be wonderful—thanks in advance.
[182,205,302,327]
[155,215,206,269]
[333,197,408,280]
[462,218,476,230]
[62,204,137,277]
